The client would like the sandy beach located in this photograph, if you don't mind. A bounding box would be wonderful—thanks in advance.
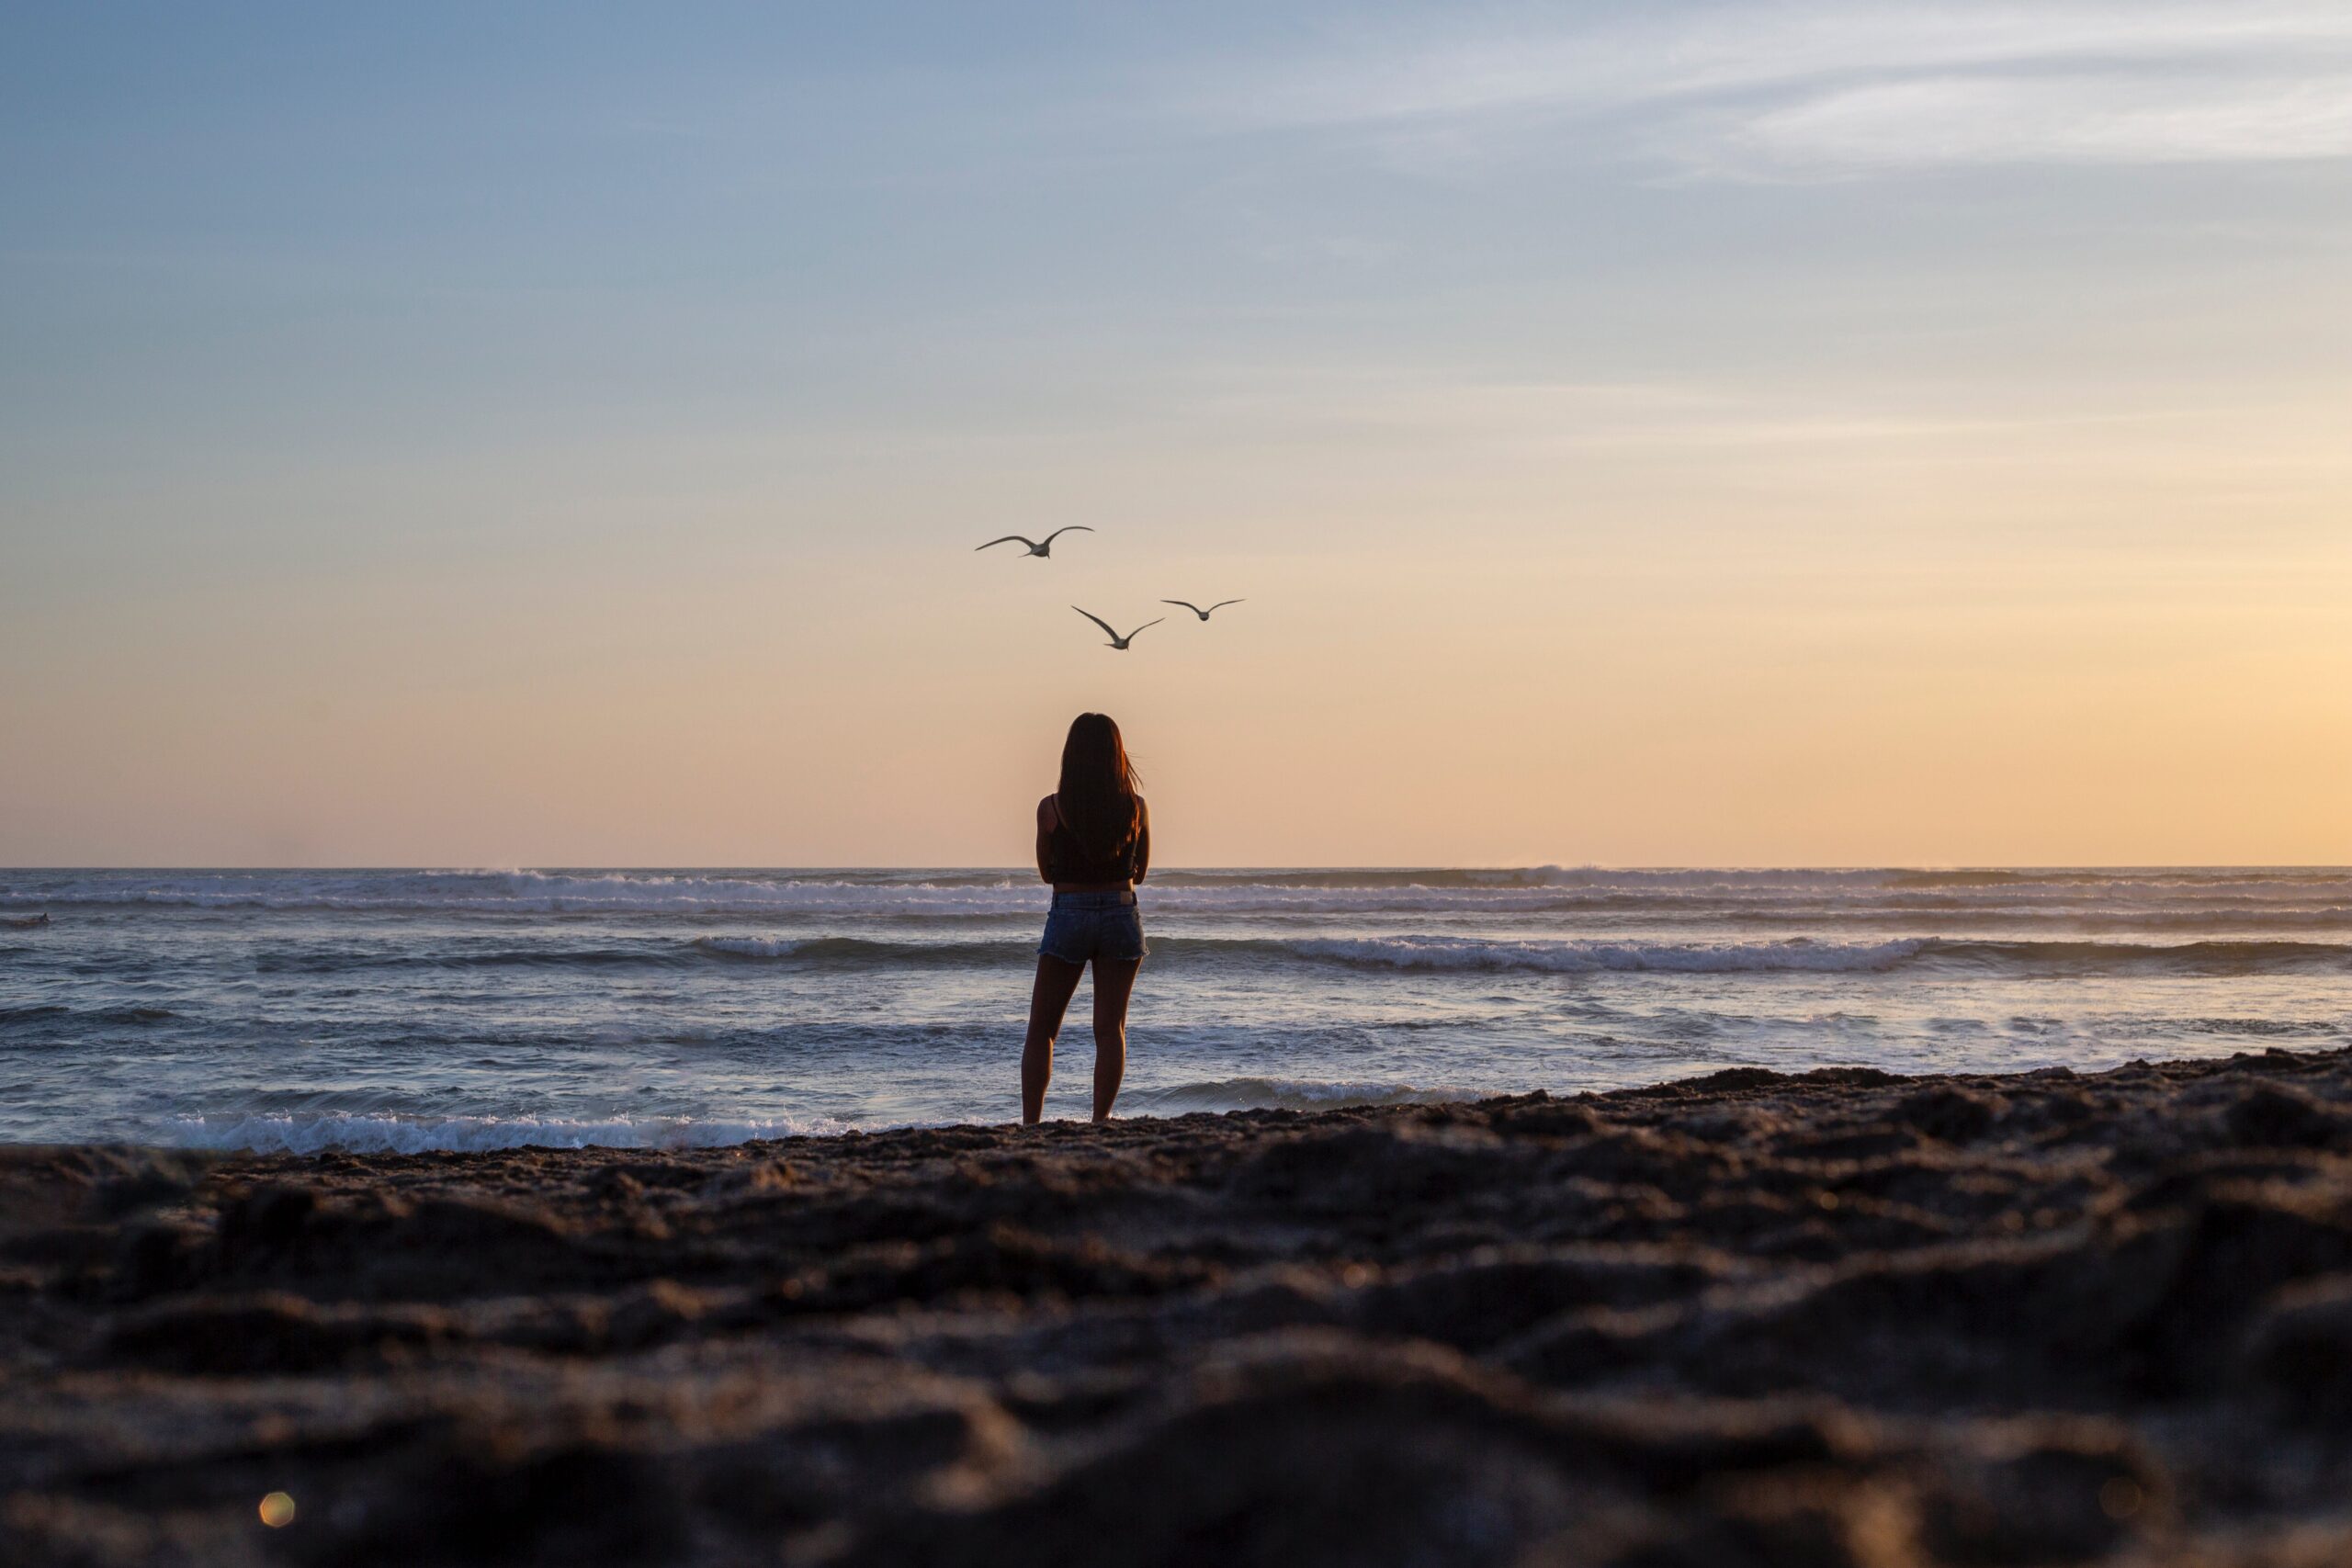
[3,1046,2348,1565]
[13,0,2352,1561]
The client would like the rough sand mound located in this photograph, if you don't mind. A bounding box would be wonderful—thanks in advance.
[4,1049,2351,1564]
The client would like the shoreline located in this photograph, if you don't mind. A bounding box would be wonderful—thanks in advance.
[6,1045,2351,1564]
[36,1043,2333,1158]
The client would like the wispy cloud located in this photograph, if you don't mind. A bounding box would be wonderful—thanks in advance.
[1177,365,2343,456]
[1734,73,2352,168]
[1190,3,2352,173]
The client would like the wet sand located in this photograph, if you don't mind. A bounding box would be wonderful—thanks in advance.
[6,1047,2351,1565]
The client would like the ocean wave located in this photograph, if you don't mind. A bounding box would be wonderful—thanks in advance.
[164,1110,862,1155]
[1284,936,1940,974]
[0,870,1049,918]
[1283,935,2352,976]
[11,866,2352,919]
[1925,939,2352,974]
[694,935,817,959]
[34,925,2349,984]
[693,935,1023,964]
[252,944,687,974]
[672,931,2352,976]
[1122,1077,1474,1114]
[695,931,1914,974]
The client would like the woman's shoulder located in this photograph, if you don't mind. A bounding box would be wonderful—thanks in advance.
[1037,794,1060,828]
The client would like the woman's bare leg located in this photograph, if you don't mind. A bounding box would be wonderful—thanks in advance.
[1022,955,1086,1123]
[1089,957,1141,1123]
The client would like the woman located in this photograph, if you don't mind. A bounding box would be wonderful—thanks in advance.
[1023,713,1150,1124]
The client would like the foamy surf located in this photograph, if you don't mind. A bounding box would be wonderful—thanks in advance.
[1122,1077,1475,1114]
[11,865,2352,1148]
[161,1091,1487,1152]
[165,1111,865,1155]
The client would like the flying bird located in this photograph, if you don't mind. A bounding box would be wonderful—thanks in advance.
[975,526,1093,558]
[1072,607,1164,650]
[1161,598,1245,621]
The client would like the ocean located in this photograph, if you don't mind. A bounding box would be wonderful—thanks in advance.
[4,867,2349,1152]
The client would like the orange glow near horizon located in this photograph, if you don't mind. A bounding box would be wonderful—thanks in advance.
[7,381,2346,868]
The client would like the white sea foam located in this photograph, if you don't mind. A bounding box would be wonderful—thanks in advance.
[166,1088,1472,1149]
[1123,1077,1476,1114]
[165,1110,863,1155]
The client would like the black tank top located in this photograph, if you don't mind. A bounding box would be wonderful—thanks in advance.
[1046,796,1146,884]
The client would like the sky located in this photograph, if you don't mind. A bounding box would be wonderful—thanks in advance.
[3,1,2348,868]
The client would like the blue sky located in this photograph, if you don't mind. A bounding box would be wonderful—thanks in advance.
[4,3,2349,863]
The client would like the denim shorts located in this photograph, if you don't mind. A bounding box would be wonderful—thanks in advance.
[1038,890,1147,964]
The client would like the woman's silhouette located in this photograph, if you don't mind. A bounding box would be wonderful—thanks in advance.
[1023,713,1149,1123]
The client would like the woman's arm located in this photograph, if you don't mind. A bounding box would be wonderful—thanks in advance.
[1035,796,1057,884]
[1132,799,1150,884]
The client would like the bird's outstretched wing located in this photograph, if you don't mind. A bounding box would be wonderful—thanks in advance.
[1160,600,1204,615]
[1041,525,1095,545]
[1122,618,1167,641]
[976,536,1035,551]
[1072,606,1122,642]
[1208,599,1246,613]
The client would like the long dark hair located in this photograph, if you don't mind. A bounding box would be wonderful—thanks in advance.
[1057,713,1143,859]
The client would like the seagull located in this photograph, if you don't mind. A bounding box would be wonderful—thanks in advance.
[975,526,1093,558]
[1161,598,1245,621]
[1072,607,1164,650]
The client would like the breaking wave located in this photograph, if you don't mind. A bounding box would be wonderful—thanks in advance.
[11,866,2352,921]
[35,926,2346,981]
[1282,935,2352,976]
[684,931,2352,976]
[164,1110,863,1155]
[692,935,1024,964]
